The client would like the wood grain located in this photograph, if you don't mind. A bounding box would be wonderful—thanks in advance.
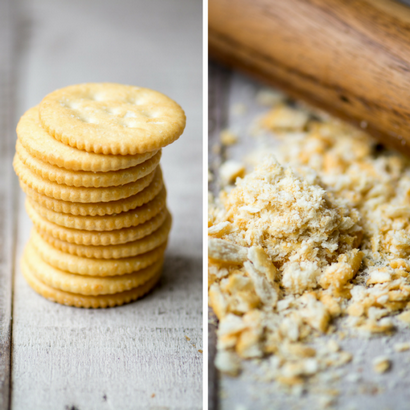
[208,63,233,410]
[10,1,203,409]
[0,0,18,409]
[209,0,410,156]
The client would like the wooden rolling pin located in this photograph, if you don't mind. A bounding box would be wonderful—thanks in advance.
[209,0,410,154]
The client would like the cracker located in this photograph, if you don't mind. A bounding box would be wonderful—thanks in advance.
[17,139,162,188]
[21,255,162,308]
[27,204,168,246]
[14,154,156,202]
[38,212,172,259]
[20,166,163,216]
[17,106,157,172]
[30,231,168,276]
[26,186,166,230]
[39,83,186,155]
[24,242,163,295]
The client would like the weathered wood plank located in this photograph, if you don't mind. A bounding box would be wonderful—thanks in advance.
[208,62,231,195]
[0,1,18,409]
[11,1,203,409]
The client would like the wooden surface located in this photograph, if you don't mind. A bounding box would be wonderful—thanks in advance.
[208,62,410,410]
[0,1,203,409]
[209,0,410,157]
[0,1,17,410]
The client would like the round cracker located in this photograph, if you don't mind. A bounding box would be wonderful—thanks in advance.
[20,166,164,216]
[14,154,156,203]
[17,139,162,188]
[21,256,162,308]
[23,242,163,295]
[27,204,168,246]
[30,231,168,276]
[26,186,166,231]
[39,83,186,155]
[17,106,158,172]
[38,212,172,259]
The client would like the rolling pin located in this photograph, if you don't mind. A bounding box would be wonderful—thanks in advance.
[209,0,410,154]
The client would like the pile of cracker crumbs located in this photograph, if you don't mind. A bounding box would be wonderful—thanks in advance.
[208,91,410,388]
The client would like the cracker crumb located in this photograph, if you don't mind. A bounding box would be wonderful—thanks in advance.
[373,356,391,373]
[397,311,410,324]
[261,105,309,131]
[232,104,247,116]
[221,129,239,145]
[393,342,410,352]
[219,160,245,186]
[209,88,410,389]
[255,89,285,106]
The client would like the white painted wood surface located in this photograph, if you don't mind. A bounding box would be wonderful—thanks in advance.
[10,1,203,409]
[0,2,18,409]
[209,67,410,410]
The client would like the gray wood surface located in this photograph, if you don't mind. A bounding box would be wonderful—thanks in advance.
[2,1,203,409]
[209,64,410,410]
[0,1,18,410]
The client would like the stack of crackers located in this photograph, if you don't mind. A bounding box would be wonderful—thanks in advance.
[14,83,186,308]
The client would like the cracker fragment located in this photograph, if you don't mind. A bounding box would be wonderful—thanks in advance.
[208,238,247,264]
[396,311,410,324]
[219,160,245,185]
[373,356,391,373]
[393,342,410,352]
[261,105,309,131]
[220,129,238,146]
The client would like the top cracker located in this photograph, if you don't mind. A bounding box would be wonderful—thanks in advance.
[39,83,186,155]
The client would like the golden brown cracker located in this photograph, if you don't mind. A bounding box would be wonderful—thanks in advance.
[17,139,161,188]
[17,106,158,172]
[39,83,186,155]
[20,166,164,216]
[30,230,167,276]
[24,242,163,295]
[26,186,166,230]
[21,255,162,308]
[27,204,168,246]
[38,212,172,259]
[14,153,156,202]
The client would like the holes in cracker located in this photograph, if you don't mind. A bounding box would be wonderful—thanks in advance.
[104,106,122,116]
[124,111,137,119]
[87,117,100,125]
[127,96,145,106]
[63,100,82,110]
[92,93,106,102]
[121,119,139,128]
